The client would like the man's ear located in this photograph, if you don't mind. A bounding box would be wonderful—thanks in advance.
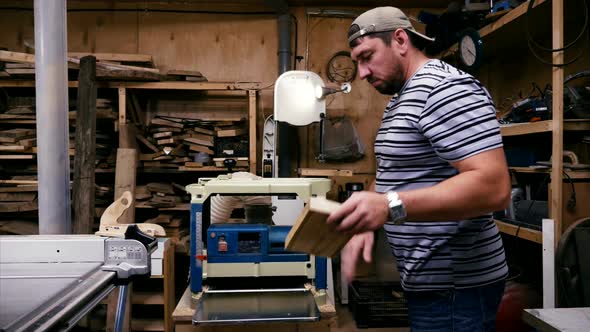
[393,29,408,53]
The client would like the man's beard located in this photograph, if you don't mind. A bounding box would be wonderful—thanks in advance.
[372,79,402,95]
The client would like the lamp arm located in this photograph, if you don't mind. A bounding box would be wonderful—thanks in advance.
[317,113,326,163]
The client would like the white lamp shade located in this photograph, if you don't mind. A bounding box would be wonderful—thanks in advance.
[274,71,325,126]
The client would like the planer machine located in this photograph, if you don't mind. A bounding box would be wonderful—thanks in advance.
[185,175,334,325]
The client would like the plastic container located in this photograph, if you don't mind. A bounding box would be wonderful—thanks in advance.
[349,280,409,329]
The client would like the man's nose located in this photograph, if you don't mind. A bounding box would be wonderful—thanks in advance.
[357,65,371,80]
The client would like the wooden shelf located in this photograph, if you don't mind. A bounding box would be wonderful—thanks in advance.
[509,167,590,179]
[135,202,190,211]
[495,219,542,244]
[0,79,261,91]
[437,0,548,59]
[500,120,590,136]
[140,167,245,174]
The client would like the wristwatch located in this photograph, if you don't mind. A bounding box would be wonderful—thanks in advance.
[386,191,407,225]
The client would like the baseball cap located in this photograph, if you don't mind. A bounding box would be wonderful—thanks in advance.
[348,7,435,44]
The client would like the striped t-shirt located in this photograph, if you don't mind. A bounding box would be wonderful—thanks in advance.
[375,59,508,291]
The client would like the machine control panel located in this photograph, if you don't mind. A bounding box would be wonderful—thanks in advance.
[206,224,309,264]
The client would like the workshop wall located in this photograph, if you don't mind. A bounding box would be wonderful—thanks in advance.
[0,4,433,181]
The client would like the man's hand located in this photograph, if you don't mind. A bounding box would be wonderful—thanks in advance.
[327,191,389,234]
[341,232,374,282]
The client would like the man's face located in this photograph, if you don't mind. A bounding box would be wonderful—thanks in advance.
[351,32,405,95]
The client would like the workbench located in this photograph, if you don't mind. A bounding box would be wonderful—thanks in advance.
[172,286,337,332]
[523,307,590,331]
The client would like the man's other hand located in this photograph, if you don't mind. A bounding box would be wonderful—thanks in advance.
[341,232,374,282]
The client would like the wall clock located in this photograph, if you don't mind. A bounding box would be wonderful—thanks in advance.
[458,28,484,71]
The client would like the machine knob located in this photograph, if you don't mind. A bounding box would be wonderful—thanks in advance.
[218,237,228,252]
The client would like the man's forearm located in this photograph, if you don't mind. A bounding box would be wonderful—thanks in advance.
[398,169,510,221]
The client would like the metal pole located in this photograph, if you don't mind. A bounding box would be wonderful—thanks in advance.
[34,0,71,234]
[114,285,130,332]
[277,11,294,177]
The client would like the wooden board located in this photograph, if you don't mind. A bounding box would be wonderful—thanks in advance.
[285,197,349,258]
[114,148,138,224]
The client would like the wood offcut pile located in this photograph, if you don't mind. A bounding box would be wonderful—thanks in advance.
[135,117,249,172]
[144,212,190,254]
[0,50,207,82]
[0,96,118,170]
[135,182,190,253]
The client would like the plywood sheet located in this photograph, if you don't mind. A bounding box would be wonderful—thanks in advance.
[285,197,349,258]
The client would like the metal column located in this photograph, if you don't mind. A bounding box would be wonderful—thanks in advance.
[34,0,71,234]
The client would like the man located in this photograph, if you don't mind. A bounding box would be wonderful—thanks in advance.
[327,7,510,331]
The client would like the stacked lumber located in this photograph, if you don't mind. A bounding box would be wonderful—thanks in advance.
[144,212,190,254]
[136,117,249,172]
[135,182,189,211]
[0,95,117,170]
[163,69,208,82]
[0,50,162,81]
[0,177,38,214]
[0,176,38,235]
[0,128,36,161]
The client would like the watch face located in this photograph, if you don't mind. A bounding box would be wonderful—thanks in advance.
[460,35,477,66]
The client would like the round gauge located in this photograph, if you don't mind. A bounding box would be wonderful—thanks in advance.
[326,51,357,83]
[458,28,484,71]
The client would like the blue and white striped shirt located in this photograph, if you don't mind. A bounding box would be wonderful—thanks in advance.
[375,59,508,291]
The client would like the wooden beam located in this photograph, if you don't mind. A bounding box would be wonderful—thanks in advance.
[248,90,257,174]
[0,80,263,91]
[114,148,137,224]
[0,50,35,63]
[73,56,97,235]
[495,220,542,243]
[68,52,153,63]
[551,0,564,240]
[299,168,354,177]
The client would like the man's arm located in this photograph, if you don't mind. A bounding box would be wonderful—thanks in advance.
[327,147,511,233]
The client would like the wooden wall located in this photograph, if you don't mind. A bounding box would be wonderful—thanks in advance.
[0,4,434,180]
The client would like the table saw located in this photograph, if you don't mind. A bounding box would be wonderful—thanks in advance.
[0,191,163,332]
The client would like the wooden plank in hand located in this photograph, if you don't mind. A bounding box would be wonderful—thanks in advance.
[285,197,349,258]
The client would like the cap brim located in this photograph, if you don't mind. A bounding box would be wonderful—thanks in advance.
[407,29,435,43]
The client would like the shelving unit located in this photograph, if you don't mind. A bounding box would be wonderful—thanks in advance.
[437,0,589,244]
[437,0,548,59]
[0,80,260,174]
[500,119,590,136]
[495,219,542,244]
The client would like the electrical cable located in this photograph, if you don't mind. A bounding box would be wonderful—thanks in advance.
[526,0,588,52]
[525,0,589,67]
